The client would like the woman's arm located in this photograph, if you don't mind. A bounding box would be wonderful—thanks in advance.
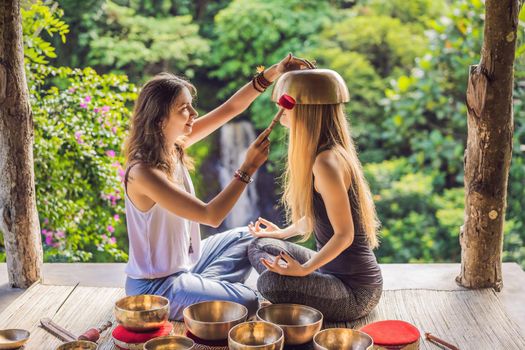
[261,151,355,276]
[184,67,278,147]
[185,55,314,147]
[128,129,271,228]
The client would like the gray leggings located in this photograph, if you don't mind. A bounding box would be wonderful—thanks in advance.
[248,238,382,321]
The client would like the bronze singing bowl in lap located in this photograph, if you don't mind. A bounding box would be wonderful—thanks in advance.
[183,300,248,340]
[55,340,98,350]
[114,295,170,331]
[143,335,195,350]
[313,328,373,350]
[0,329,30,350]
[228,321,284,350]
[256,304,323,345]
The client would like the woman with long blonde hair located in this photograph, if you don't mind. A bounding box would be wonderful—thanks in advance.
[248,69,382,321]
[123,54,314,320]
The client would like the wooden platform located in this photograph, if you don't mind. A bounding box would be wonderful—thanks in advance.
[1,284,524,349]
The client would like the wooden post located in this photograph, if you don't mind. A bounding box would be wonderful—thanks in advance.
[457,0,523,291]
[0,0,42,288]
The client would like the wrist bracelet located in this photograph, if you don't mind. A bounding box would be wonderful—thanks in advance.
[252,77,264,93]
[234,169,254,184]
[256,71,272,89]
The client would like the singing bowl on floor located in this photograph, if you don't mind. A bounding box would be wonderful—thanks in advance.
[114,295,170,332]
[143,336,195,350]
[313,329,373,350]
[55,340,98,350]
[256,304,323,345]
[0,329,30,350]
[228,321,284,350]
[183,300,248,340]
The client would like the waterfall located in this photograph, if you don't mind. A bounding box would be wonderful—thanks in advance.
[219,121,259,228]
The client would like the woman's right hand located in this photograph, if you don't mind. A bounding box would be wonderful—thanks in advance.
[248,217,284,239]
[241,128,271,174]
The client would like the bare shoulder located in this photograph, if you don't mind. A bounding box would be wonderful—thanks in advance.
[313,149,341,179]
[127,162,167,184]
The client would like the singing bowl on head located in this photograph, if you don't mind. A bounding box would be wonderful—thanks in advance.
[55,340,98,350]
[143,336,195,350]
[271,69,350,105]
[228,321,284,350]
[256,304,323,345]
[313,329,373,350]
[0,329,30,350]
[114,295,170,332]
[183,300,248,341]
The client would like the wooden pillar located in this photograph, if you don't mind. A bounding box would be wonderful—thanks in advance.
[457,0,523,291]
[0,0,43,288]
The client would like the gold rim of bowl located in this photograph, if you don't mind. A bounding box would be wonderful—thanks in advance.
[256,303,323,328]
[114,294,169,313]
[183,300,248,325]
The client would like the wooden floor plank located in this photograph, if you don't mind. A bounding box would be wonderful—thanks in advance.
[1,285,524,349]
[0,283,75,334]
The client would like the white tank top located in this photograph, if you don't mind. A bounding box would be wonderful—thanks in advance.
[124,163,201,279]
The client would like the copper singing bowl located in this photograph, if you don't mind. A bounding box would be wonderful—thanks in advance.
[313,329,373,350]
[256,304,323,345]
[0,329,30,350]
[271,69,350,105]
[183,300,248,340]
[55,340,98,350]
[114,295,170,331]
[143,336,195,350]
[228,321,284,350]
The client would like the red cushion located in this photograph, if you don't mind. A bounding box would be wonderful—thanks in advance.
[112,321,173,344]
[360,320,420,346]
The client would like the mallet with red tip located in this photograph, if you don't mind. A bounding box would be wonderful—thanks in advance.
[267,94,296,132]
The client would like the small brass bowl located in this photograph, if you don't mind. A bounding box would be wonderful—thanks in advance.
[114,294,170,331]
[313,328,373,350]
[256,303,323,345]
[55,340,98,350]
[183,300,248,340]
[143,336,195,350]
[0,329,30,350]
[228,321,284,350]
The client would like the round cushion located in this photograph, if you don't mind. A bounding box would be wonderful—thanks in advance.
[360,320,420,346]
[112,322,173,350]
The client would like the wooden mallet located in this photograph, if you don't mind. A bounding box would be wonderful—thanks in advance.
[267,94,296,132]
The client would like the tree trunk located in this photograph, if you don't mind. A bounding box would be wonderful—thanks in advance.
[457,0,522,291]
[0,0,42,288]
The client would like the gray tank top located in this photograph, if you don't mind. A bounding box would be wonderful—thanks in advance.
[313,180,382,288]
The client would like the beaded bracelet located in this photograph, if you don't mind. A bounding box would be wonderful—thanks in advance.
[234,169,253,184]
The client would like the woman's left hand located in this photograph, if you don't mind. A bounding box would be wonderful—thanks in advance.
[261,251,311,277]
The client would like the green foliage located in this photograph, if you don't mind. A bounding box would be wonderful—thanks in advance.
[85,1,209,80]
[17,1,137,262]
[21,0,69,64]
[357,0,446,28]
[365,159,464,263]
[319,15,427,78]
[30,65,137,262]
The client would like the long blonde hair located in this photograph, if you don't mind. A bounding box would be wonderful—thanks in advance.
[124,72,195,177]
[283,104,380,248]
